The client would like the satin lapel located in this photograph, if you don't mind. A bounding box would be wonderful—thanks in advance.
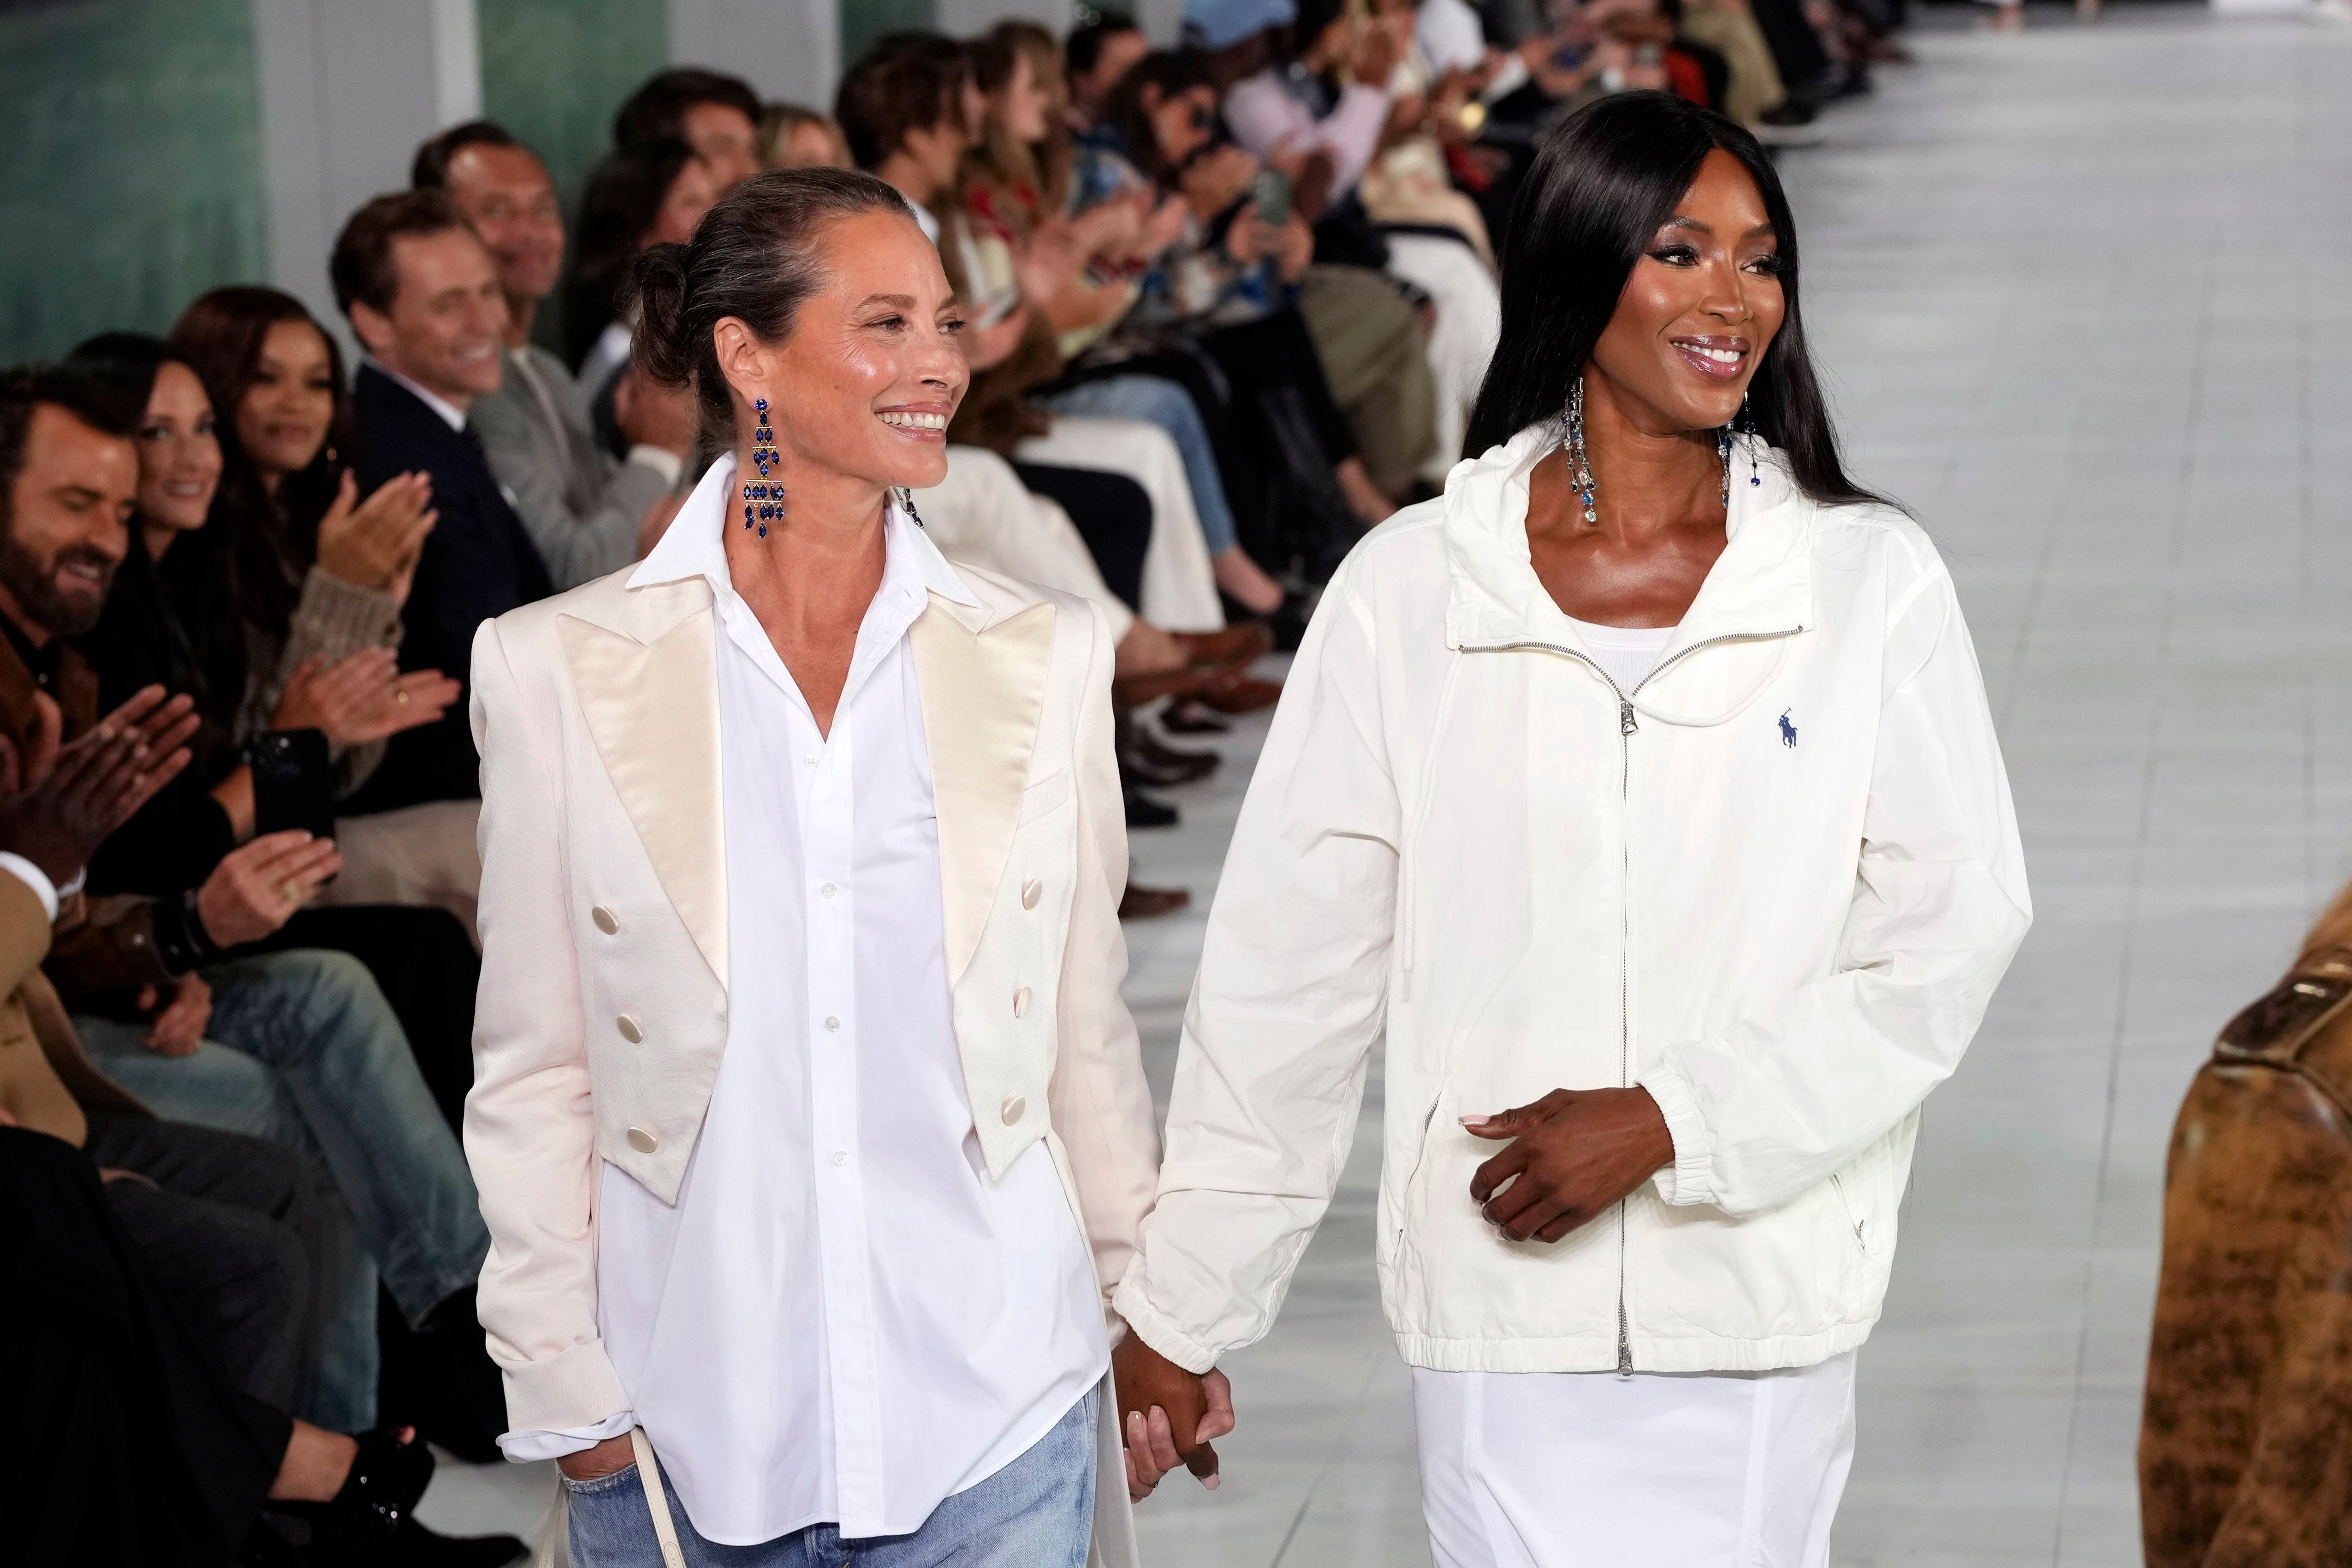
[556,609,728,989]
[910,597,1056,982]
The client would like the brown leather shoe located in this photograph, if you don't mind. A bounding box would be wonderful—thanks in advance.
[1111,664,1215,708]
[1119,882,1192,920]
[1172,622,1272,671]
[1199,674,1283,715]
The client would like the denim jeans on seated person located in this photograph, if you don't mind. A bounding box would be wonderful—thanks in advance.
[566,1389,1099,1568]
[1034,374,1240,556]
[77,946,490,1432]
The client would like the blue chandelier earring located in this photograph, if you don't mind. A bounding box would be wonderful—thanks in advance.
[742,397,781,537]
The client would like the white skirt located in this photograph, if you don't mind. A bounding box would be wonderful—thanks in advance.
[1413,1354,1857,1568]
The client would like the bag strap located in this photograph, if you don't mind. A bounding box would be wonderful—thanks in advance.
[629,1426,689,1568]
[2214,947,2352,1116]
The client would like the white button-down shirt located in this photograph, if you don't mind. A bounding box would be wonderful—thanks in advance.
[503,457,1107,1544]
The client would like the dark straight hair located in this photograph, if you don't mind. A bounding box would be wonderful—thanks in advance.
[1464,92,1883,509]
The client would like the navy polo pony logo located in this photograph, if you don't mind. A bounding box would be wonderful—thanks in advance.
[1778,709,1798,748]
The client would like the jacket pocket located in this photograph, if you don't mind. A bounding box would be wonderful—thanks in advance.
[1829,1171,1875,1259]
[1018,768,1071,824]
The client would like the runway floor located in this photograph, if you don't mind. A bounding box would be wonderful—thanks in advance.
[419,8,2352,1561]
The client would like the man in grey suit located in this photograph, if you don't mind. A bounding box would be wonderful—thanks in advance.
[413,122,699,590]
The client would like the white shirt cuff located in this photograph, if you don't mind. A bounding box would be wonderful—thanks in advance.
[0,853,62,922]
[1637,1059,1716,1207]
[497,1408,635,1463]
[625,445,685,488]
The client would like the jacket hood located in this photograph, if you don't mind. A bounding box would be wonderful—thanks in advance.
[1439,421,1816,728]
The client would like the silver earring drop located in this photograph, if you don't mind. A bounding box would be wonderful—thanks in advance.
[1743,393,1761,489]
[1563,377,1597,523]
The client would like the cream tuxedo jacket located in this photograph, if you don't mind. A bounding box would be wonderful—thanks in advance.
[464,550,1159,1563]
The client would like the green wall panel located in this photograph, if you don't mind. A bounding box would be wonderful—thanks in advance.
[0,0,266,365]
[842,0,936,69]
[479,0,670,212]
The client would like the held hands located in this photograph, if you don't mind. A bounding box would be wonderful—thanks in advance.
[1464,1087,1675,1244]
[1111,1328,1235,1502]
[315,470,436,600]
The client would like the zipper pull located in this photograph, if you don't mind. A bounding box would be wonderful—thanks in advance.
[1619,698,1637,736]
[1616,1306,1635,1378]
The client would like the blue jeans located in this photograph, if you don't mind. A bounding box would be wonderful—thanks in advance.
[567,1390,1099,1568]
[1034,374,1240,556]
[78,947,490,1432]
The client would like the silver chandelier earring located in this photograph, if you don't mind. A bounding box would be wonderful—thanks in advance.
[1563,377,1598,523]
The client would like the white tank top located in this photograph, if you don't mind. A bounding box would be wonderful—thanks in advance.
[1565,616,1677,695]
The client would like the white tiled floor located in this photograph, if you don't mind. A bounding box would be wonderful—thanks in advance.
[423,9,2352,1561]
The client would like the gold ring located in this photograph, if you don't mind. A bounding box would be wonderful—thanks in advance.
[280,879,301,903]
[394,688,410,706]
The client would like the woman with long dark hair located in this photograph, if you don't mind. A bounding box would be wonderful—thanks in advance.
[1110,94,2031,1560]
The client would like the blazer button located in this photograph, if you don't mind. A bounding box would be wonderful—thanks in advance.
[1021,879,1041,910]
[1001,1094,1026,1125]
[616,1014,643,1044]
[1012,986,1031,1018]
[592,905,620,935]
[626,1125,658,1153]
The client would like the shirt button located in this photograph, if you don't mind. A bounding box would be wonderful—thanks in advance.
[1021,879,1041,910]
[591,905,620,935]
[832,1150,849,1167]
[626,1125,659,1153]
[1012,986,1031,1018]
[1001,1094,1026,1126]
[824,1016,840,1032]
[616,1014,643,1044]
[820,882,836,898]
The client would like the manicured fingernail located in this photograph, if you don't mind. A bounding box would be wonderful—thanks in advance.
[1460,1115,1490,1127]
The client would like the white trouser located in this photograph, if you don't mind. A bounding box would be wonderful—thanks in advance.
[919,445,1134,641]
[1016,416,1224,633]
[1381,234,1501,484]
[1413,1354,1857,1568]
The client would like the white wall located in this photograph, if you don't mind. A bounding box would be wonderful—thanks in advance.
[251,0,482,337]
[933,0,1076,36]
[667,0,841,113]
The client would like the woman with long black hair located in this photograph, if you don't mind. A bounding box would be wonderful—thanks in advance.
[1110,93,2031,1562]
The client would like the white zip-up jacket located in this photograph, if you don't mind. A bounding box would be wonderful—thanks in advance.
[1113,426,2031,1376]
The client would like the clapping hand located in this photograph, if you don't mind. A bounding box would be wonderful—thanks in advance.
[315,469,436,601]
[1112,1328,1237,1501]
[193,830,344,949]
[273,648,459,748]
[0,687,199,885]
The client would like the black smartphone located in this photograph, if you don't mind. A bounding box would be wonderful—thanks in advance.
[250,728,336,842]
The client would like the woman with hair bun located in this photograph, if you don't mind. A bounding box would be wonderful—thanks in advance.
[1113,93,2032,1564]
[465,166,1222,1565]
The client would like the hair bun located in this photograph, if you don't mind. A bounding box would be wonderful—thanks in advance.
[626,242,694,388]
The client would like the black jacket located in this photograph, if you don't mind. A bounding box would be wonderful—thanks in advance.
[343,365,553,813]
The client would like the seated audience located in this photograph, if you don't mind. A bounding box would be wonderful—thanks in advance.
[3,358,499,1451]
[1064,9,1151,133]
[561,139,722,417]
[756,102,852,170]
[0,1128,524,1566]
[330,190,554,815]
[413,120,696,591]
[612,65,763,191]
[964,21,1291,617]
[166,288,485,936]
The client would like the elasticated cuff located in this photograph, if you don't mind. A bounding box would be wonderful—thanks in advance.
[1110,1277,1221,1374]
[1636,1058,1717,1207]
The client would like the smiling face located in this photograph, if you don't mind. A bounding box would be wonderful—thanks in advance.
[1588,149,1787,434]
[720,208,968,495]
[350,226,509,407]
[0,404,135,639]
[237,317,338,482]
[444,141,566,307]
[135,362,220,534]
